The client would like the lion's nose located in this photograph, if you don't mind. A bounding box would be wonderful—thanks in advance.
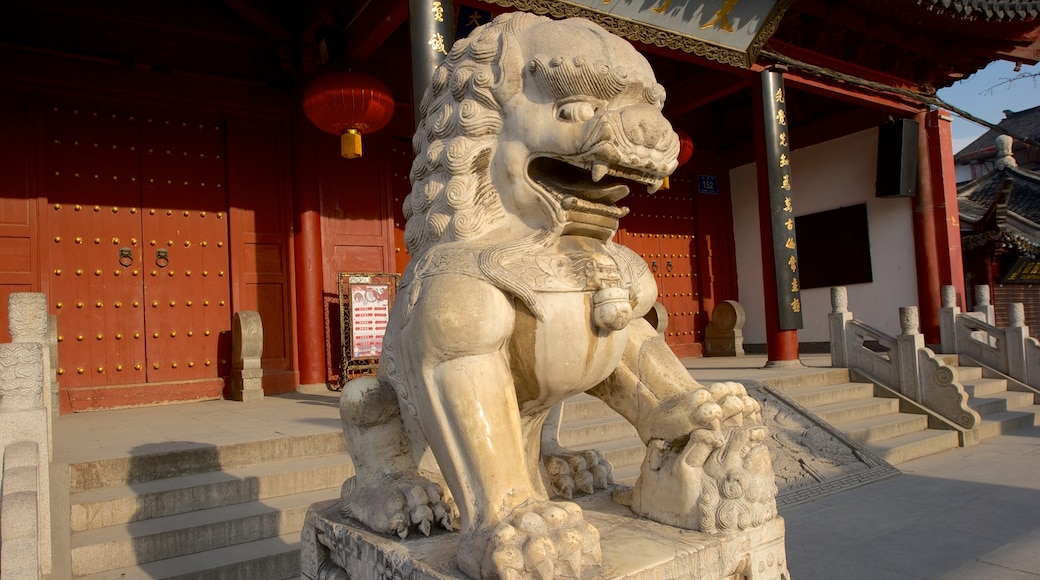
[618,104,677,152]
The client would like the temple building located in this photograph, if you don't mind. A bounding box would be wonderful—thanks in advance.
[958,134,1040,326]
[955,104,1040,181]
[2,0,1039,412]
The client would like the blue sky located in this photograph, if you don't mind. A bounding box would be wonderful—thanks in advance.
[936,60,1040,154]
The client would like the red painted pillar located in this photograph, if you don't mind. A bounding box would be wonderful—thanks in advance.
[752,71,800,365]
[293,137,328,387]
[912,108,966,343]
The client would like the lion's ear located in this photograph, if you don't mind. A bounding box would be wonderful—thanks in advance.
[492,30,524,102]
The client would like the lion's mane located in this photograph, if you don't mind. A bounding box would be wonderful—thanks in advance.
[405,13,536,257]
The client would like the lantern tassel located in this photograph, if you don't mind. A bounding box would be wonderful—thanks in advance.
[341,129,362,158]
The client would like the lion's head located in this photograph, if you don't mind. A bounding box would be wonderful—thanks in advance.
[405,13,679,257]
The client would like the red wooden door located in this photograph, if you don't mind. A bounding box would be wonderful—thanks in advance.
[138,109,230,383]
[44,99,231,407]
[617,180,703,357]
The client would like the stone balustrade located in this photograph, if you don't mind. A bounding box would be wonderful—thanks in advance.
[1,292,53,577]
[939,284,1040,389]
[829,286,979,429]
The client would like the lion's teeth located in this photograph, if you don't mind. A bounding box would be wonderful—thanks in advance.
[591,163,609,182]
[646,179,663,194]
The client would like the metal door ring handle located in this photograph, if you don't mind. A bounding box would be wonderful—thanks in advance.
[155,249,169,268]
[118,247,134,268]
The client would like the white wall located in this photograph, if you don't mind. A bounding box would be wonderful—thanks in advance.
[730,128,919,344]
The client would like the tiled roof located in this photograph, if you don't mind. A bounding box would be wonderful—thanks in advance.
[916,0,1040,21]
[956,105,1040,159]
[959,165,1040,255]
[959,165,1040,223]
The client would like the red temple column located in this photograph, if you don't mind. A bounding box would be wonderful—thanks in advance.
[293,158,327,388]
[912,108,966,343]
[753,68,801,365]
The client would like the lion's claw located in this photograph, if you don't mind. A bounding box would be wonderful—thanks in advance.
[466,501,601,580]
[543,449,614,500]
[341,473,459,539]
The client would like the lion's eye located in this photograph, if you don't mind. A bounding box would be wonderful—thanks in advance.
[556,101,596,123]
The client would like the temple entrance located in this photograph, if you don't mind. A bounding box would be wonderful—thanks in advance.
[43,98,231,410]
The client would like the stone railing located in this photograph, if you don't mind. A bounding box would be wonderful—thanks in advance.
[939,285,1040,388]
[829,287,979,429]
[1,292,53,577]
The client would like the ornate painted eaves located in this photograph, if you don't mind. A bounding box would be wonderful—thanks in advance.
[476,0,795,68]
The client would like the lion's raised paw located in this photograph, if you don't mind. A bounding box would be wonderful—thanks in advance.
[341,473,459,539]
[460,500,601,579]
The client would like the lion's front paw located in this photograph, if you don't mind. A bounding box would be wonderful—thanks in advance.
[458,501,602,579]
[632,424,777,534]
[544,449,614,500]
[341,472,460,538]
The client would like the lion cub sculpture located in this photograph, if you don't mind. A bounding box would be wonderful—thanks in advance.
[339,12,778,579]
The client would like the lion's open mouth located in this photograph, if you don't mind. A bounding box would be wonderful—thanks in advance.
[528,157,665,204]
[528,156,667,239]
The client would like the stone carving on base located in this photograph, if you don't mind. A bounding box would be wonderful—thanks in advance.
[305,13,787,580]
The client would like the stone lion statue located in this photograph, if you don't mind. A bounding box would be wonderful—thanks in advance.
[339,13,777,579]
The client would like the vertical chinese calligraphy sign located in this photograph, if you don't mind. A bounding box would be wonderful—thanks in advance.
[760,67,803,330]
[338,272,401,384]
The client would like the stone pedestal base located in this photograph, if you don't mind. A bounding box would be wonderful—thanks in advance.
[231,368,264,402]
[302,490,789,579]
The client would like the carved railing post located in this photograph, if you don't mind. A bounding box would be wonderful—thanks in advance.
[895,307,924,401]
[1005,303,1028,383]
[8,293,54,454]
[973,285,994,325]
[828,287,852,368]
[231,311,264,402]
[938,285,959,354]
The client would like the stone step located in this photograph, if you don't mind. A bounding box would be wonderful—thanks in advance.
[759,368,851,393]
[75,532,301,580]
[865,428,961,465]
[955,365,983,381]
[557,415,639,449]
[783,382,875,408]
[970,391,1036,416]
[71,454,354,532]
[809,397,900,425]
[972,407,1040,440]
[561,395,618,423]
[961,377,1010,398]
[69,431,347,493]
[832,412,930,445]
[70,486,337,576]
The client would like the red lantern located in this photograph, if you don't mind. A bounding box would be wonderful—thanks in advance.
[303,72,395,159]
[675,128,694,168]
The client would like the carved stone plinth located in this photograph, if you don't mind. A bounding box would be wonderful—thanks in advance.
[231,311,264,402]
[705,300,746,357]
[302,492,789,580]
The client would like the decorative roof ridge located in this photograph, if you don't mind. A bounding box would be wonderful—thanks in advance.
[915,0,1040,22]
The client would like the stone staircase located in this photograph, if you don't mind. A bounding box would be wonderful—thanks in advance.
[773,359,1040,465]
[955,361,1040,439]
[773,377,960,465]
[63,398,644,579]
[67,432,351,579]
